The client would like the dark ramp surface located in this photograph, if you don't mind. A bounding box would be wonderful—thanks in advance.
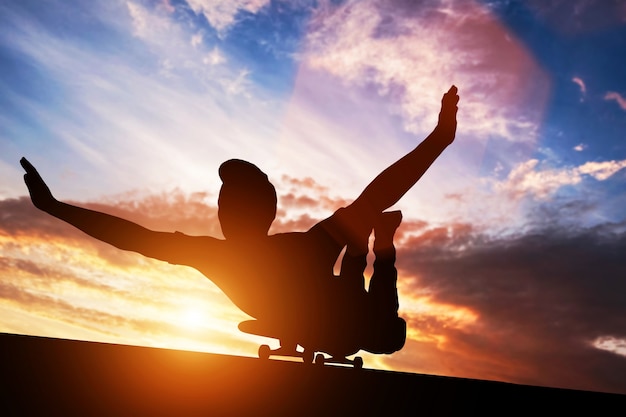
[1,333,623,416]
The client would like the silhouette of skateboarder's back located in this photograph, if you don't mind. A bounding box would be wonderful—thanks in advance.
[21,86,460,358]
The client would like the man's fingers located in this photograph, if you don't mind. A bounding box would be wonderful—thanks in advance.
[20,159,49,201]
[442,85,460,106]
[20,158,44,182]
[23,173,35,190]
[20,157,36,173]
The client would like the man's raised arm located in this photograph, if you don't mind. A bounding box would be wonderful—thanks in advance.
[20,157,183,261]
[351,86,459,217]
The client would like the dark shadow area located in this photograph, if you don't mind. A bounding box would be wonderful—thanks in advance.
[1,333,623,416]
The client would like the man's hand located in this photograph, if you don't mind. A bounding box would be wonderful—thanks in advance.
[20,157,57,212]
[436,85,459,145]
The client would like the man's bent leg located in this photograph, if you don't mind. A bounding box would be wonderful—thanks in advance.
[326,239,371,354]
[364,211,406,354]
[339,249,367,296]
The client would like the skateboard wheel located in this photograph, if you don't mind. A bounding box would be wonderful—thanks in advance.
[302,349,314,364]
[353,356,363,369]
[258,344,271,360]
[314,353,325,366]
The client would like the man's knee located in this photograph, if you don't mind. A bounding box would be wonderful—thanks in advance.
[364,316,406,355]
[382,316,406,354]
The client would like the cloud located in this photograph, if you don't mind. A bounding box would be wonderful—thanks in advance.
[391,218,626,393]
[303,0,549,142]
[577,160,626,180]
[274,174,351,223]
[125,1,252,93]
[127,1,172,39]
[160,0,176,14]
[191,32,203,47]
[572,77,586,102]
[492,158,626,200]
[594,336,626,357]
[203,47,226,65]
[572,76,586,94]
[605,91,626,111]
[186,0,271,34]
[93,190,222,236]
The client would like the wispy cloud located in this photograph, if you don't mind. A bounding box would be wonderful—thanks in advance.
[191,32,203,48]
[127,1,173,40]
[572,76,586,94]
[605,91,626,111]
[0,1,287,201]
[572,76,586,101]
[186,0,271,34]
[125,0,255,95]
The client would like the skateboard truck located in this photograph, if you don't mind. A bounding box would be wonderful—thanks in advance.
[257,343,314,364]
[313,352,363,369]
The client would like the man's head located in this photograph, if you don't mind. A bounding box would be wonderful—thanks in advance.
[218,159,277,240]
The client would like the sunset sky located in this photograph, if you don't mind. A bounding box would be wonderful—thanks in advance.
[2,0,626,395]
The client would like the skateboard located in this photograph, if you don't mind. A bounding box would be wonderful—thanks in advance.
[238,320,364,369]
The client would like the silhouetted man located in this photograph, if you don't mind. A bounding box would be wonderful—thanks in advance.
[21,86,459,356]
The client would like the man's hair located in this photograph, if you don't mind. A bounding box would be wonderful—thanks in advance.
[218,159,277,229]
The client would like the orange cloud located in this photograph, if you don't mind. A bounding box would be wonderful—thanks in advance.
[0,193,259,354]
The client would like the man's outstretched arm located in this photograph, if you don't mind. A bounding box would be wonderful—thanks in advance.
[352,86,459,216]
[20,157,187,261]
[329,86,459,249]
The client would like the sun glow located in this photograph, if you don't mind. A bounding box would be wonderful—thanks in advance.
[179,305,209,330]
[402,294,480,327]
